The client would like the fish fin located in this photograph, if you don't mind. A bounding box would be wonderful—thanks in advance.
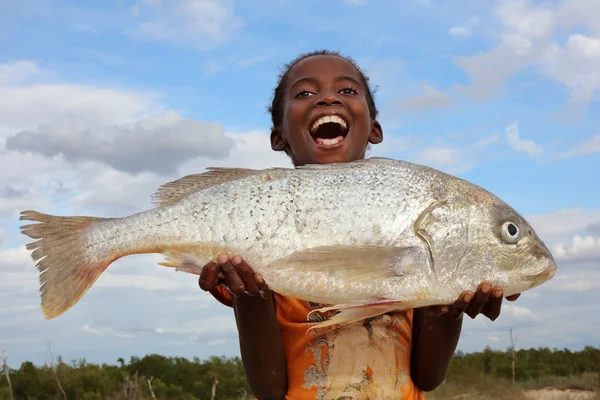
[19,210,115,320]
[151,167,260,207]
[159,248,211,275]
[307,300,407,332]
[271,245,425,281]
[295,157,396,170]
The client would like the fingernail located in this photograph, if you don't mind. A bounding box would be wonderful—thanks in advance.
[217,254,228,264]
[232,255,241,265]
[482,284,491,294]
[255,273,264,284]
[494,289,503,298]
[435,306,449,316]
[464,293,473,303]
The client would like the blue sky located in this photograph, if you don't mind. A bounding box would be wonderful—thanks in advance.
[1,0,599,368]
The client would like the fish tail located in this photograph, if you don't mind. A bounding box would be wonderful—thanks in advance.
[20,210,115,320]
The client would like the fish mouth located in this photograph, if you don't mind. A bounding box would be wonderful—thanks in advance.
[521,265,557,287]
[308,112,350,148]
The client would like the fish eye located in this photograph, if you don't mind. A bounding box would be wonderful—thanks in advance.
[501,221,520,242]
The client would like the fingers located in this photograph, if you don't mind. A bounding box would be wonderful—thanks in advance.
[465,282,492,319]
[480,288,504,321]
[199,261,220,291]
[232,256,260,296]
[220,255,247,296]
[506,293,521,302]
[430,284,521,322]
[255,273,270,292]
[448,291,474,320]
[426,305,449,317]
[198,255,267,297]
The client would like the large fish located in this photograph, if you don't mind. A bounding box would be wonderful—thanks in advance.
[19,157,556,330]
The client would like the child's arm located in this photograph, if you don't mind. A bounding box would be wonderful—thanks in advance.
[200,256,288,400]
[410,283,521,392]
[233,292,288,400]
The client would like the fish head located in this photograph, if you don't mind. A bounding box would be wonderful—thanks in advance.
[480,201,557,295]
[417,184,557,296]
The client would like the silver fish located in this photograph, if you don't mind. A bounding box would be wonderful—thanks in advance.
[19,157,556,329]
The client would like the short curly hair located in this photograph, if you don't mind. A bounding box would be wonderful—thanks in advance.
[267,49,379,129]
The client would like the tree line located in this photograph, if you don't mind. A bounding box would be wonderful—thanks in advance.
[1,346,598,399]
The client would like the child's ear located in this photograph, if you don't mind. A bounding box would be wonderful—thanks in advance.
[270,126,289,152]
[368,120,383,145]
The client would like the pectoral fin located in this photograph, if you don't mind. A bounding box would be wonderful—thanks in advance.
[307,299,408,332]
[269,245,426,282]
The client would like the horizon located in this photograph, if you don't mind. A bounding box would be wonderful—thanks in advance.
[1,0,599,368]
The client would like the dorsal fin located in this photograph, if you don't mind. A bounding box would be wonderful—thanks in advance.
[294,157,396,170]
[151,167,259,207]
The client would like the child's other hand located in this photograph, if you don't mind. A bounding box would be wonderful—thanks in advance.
[429,282,521,321]
[198,255,270,297]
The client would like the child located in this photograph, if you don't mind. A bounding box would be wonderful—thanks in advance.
[198,50,520,400]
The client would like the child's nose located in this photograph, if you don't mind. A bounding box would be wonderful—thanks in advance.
[316,92,342,107]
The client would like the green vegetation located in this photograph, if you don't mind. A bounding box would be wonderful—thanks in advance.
[0,346,598,399]
[429,346,600,399]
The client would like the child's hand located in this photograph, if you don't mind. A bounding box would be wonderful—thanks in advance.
[198,255,270,297]
[430,282,521,321]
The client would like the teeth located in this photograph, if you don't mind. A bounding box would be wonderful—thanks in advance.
[310,115,348,134]
[316,136,344,146]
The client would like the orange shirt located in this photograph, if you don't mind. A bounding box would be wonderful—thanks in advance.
[211,287,424,400]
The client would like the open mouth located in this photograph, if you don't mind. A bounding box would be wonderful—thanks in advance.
[309,115,349,146]
[521,265,557,287]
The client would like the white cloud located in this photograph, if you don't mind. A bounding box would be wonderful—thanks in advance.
[503,304,539,323]
[556,0,600,34]
[560,134,600,157]
[79,324,135,338]
[542,34,600,112]
[552,270,600,291]
[526,208,600,265]
[413,133,499,174]
[494,0,555,39]
[128,0,243,49]
[416,146,461,167]
[0,61,39,85]
[95,273,184,291]
[0,61,161,139]
[393,85,453,113]
[463,303,540,333]
[488,335,500,342]
[552,235,600,262]
[505,120,543,159]
[527,208,600,243]
[449,26,471,37]
[153,315,236,337]
[449,16,480,38]
[587,221,600,234]
[0,246,32,271]
[454,0,600,113]
[6,110,235,175]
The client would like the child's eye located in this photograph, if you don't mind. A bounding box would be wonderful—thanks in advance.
[294,90,313,98]
[339,87,358,95]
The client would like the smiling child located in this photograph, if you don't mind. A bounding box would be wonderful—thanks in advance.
[198,50,520,400]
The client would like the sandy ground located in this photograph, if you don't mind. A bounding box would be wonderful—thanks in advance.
[522,388,597,400]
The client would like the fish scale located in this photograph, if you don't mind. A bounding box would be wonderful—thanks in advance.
[19,157,556,330]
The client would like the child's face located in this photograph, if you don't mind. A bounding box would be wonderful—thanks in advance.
[271,55,383,166]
